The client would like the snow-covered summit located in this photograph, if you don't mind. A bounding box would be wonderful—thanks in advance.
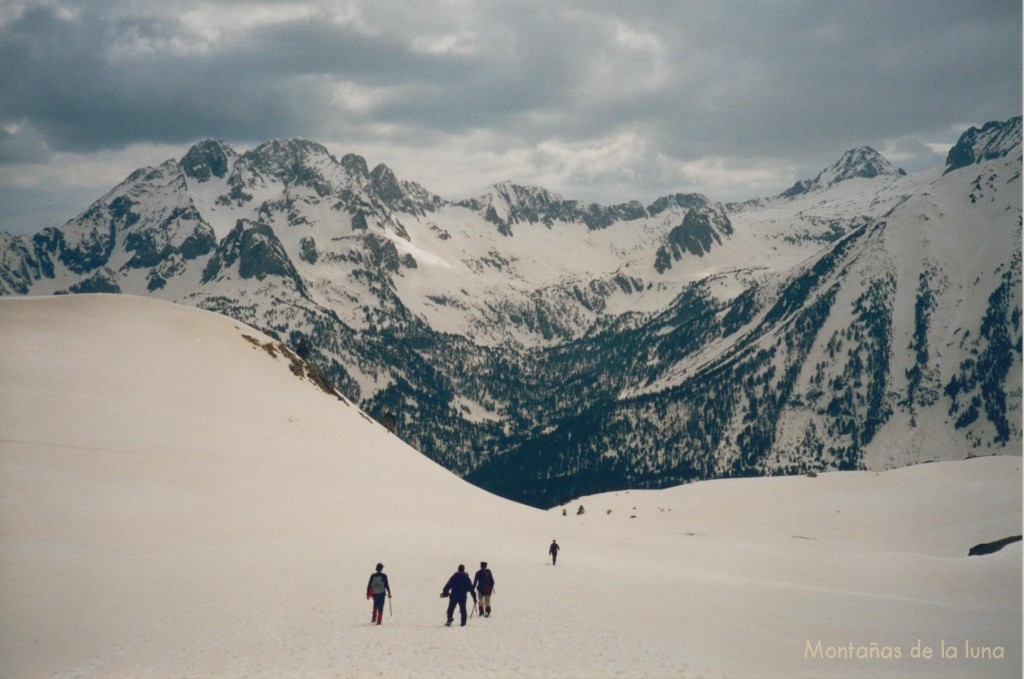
[782,146,906,197]
[470,180,568,209]
[179,139,238,182]
[945,115,1023,174]
[368,161,444,215]
[232,138,343,197]
[457,181,569,234]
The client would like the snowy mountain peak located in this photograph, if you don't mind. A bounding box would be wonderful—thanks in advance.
[782,146,905,198]
[369,163,402,201]
[945,115,1023,174]
[457,182,569,235]
[823,146,904,182]
[646,192,711,216]
[340,152,370,178]
[180,140,238,183]
[486,181,567,209]
[245,138,335,174]
[222,138,342,201]
[367,162,443,215]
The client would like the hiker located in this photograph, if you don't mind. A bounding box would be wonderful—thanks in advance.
[473,561,495,617]
[366,563,391,625]
[441,564,477,627]
[549,539,560,565]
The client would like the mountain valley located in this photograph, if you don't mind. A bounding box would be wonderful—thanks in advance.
[2,117,1020,506]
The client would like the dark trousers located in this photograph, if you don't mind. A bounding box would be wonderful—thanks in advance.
[446,596,469,624]
[372,593,386,622]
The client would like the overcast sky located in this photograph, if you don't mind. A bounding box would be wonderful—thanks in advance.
[0,0,1020,235]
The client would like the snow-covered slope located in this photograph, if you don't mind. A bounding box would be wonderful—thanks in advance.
[0,294,1020,679]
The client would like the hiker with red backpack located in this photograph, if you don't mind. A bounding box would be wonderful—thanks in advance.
[472,561,495,617]
[366,563,391,625]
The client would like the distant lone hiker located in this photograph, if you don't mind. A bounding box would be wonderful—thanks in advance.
[473,561,495,617]
[441,564,476,627]
[366,563,391,625]
[549,539,560,565]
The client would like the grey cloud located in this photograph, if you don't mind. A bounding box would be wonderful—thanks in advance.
[4,1,1018,157]
[0,123,51,163]
[636,1,1022,161]
[0,182,98,233]
[0,3,480,152]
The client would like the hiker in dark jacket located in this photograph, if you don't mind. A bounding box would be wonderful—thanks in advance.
[441,564,476,626]
[549,539,560,565]
[366,563,391,625]
[473,561,495,617]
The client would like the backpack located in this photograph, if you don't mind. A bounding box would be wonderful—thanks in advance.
[370,573,386,595]
[477,569,494,594]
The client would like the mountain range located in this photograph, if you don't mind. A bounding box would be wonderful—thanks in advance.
[1,116,1020,507]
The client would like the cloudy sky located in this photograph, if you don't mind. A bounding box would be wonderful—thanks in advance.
[0,0,1020,235]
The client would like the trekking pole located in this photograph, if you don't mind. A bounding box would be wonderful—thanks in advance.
[388,597,393,617]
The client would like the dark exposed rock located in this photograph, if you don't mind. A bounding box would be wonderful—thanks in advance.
[341,153,370,177]
[945,117,1023,175]
[62,267,121,294]
[654,204,734,271]
[646,193,709,216]
[180,140,235,182]
[202,219,306,293]
[968,535,1022,556]
[299,236,319,264]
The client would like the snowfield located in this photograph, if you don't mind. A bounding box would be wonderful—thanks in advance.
[1,294,1019,679]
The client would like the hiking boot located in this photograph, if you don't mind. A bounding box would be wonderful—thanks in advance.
[445,619,453,627]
